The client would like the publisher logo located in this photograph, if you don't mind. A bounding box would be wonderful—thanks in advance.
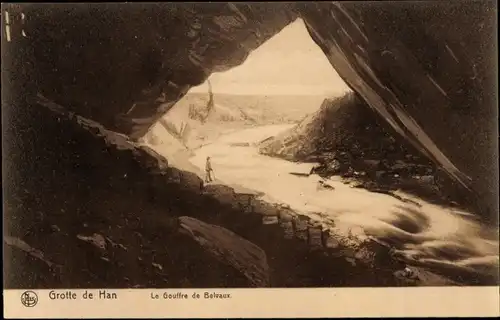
[21,291,38,307]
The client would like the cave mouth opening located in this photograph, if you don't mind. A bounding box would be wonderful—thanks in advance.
[139,17,351,161]
[135,14,469,213]
[2,4,483,213]
[3,4,476,213]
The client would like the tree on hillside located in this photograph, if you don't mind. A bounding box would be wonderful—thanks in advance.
[203,79,215,122]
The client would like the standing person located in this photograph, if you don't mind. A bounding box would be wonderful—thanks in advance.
[205,156,214,183]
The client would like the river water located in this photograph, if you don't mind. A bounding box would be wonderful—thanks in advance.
[189,124,499,284]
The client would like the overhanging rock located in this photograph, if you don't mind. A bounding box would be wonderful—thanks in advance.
[11,3,298,138]
[299,1,497,220]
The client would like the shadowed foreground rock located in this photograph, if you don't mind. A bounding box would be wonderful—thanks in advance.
[178,216,270,287]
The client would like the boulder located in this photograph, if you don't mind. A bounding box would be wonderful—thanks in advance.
[178,216,270,287]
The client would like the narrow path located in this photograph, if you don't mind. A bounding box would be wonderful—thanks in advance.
[189,124,499,282]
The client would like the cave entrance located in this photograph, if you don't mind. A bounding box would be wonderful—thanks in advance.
[139,18,350,161]
[136,15,465,213]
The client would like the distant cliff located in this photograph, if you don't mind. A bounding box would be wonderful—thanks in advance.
[258,93,470,209]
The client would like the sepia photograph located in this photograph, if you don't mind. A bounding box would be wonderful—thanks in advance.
[2,1,499,317]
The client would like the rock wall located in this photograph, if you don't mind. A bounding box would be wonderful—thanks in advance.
[258,93,468,209]
[299,1,498,221]
[3,90,253,288]
[259,92,368,161]
[5,3,298,138]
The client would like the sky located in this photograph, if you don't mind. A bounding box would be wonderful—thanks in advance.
[190,18,350,96]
